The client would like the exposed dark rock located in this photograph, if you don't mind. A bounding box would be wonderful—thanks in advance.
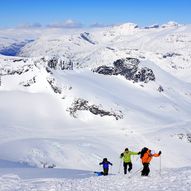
[80,32,95,45]
[171,65,177,69]
[187,134,191,143]
[106,47,115,51]
[40,161,56,168]
[48,164,56,168]
[21,77,36,87]
[133,68,155,83]
[47,78,62,94]
[60,60,73,70]
[114,58,140,79]
[158,85,164,92]
[163,52,181,58]
[46,67,53,74]
[139,55,146,59]
[47,57,58,69]
[13,59,27,63]
[1,65,32,76]
[40,57,46,62]
[177,133,191,143]
[68,98,123,120]
[177,133,184,140]
[93,58,155,83]
[47,57,73,70]
[93,66,117,75]
[69,99,89,115]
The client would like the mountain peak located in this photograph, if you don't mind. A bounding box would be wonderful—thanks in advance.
[162,21,181,28]
[114,22,139,30]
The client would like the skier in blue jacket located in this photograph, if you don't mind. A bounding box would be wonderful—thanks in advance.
[99,158,112,175]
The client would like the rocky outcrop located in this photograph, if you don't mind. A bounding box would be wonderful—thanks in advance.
[158,85,164,92]
[80,32,96,45]
[93,58,155,83]
[93,66,117,75]
[162,52,181,58]
[47,57,73,70]
[177,133,191,143]
[0,64,32,76]
[47,78,62,94]
[68,98,123,120]
[20,77,36,87]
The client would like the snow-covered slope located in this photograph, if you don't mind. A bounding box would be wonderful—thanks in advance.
[0,166,191,191]
[0,22,191,190]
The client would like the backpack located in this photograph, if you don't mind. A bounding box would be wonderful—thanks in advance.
[140,147,148,158]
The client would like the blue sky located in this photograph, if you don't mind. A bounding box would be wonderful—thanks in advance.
[0,0,191,28]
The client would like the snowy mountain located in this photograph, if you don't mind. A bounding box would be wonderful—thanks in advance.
[0,22,191,190]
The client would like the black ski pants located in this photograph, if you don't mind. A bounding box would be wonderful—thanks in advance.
[141,163,150,176]
[123,162,132,174]
[101,168,109,175]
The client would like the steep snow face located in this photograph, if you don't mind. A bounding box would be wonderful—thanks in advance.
[0,23,191,173]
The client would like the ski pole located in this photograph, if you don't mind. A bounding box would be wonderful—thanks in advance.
[159,155,161,176]
[110,165,113,175]
[136,155,139,161]
[99,164,102,172]
[118,159,122,174]
[129,167,142,178]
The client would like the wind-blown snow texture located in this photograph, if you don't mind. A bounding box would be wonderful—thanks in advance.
[0,167,191,191]
[0,22,191,190]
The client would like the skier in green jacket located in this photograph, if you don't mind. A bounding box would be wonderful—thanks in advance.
[120,148,140,174]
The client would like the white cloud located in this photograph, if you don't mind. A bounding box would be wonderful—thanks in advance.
[17,23,42,29]
[90,22,112,28]
[47,19,83,28]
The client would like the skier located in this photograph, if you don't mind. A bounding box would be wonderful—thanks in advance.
[120,148,140,174]
[99,158,113,176]
[140,147,161,176]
